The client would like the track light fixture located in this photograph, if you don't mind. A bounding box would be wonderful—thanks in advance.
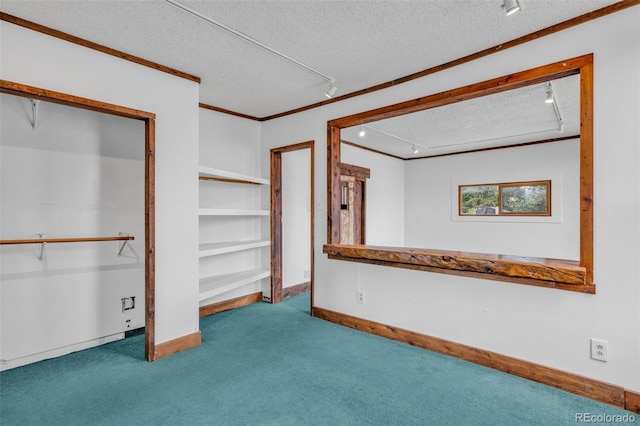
[412,144,419,154]
[502,0,521,16]
[358,124,427,155]
[326,81,338,99]
[165,0,337,99]
[545,82,554,104]
[358,126,366,138]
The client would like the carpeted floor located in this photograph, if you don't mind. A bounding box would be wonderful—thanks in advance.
[0,293,635,425]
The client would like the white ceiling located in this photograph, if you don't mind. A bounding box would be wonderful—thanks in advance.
[0,0,620,119]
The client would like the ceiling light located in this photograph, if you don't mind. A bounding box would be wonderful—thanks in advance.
[358,126,366,138]
[502,0,521,16]
[545,86,554,103]
[326,82,337,99]
[412,144,419,154]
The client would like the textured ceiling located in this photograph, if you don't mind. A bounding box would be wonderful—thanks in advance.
[342,75,580,159]
[0,0,620,119]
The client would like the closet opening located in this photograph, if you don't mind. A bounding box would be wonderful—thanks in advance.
[0,80,157,366]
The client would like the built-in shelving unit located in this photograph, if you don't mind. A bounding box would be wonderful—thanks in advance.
[199,269,270,301]
[198,166,270,305]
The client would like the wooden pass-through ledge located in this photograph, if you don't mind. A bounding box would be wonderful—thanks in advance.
[323,244,593,293]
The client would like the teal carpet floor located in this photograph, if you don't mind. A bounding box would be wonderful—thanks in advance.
[0,293,634,425]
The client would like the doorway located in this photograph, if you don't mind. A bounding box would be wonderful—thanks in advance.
[270,141,314,306]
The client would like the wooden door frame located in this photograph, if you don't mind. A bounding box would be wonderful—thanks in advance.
[270,141,315,306]
[0,80,158,361]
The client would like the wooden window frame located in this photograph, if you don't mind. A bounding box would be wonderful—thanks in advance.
[458,180,551,217]
[324,54,594,293]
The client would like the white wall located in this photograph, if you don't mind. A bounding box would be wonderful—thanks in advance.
[261,8,640,392]
[405,139,579,259]
[199,108,266,302]
[0,94,145,369]
[342,144,405,246]
[282,148,311,288]
[0,20,200,351]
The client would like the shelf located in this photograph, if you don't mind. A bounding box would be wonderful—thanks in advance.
[198,166,269,186]
[199,240,270,257]
[199,208,269,216]
[199,269,270,301]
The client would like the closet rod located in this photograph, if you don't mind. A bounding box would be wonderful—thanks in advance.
[0,236,134,245]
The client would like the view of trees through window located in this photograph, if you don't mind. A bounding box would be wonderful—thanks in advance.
[459,180,550,216]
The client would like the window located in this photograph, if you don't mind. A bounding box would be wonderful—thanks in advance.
[459,180,551,216]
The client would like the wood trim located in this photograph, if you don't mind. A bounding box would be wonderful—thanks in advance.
[283,282,311,299]
[1,80,155,120]
[328,55,588,129]
[0,12,200,84]
[311,307,627,409]
[270,141,315,306]
[341,140,405,160]
[625,390,640,414]
[199,292,262,318]
[409,135,580,160]
[326,55,594,290]
[323,244,594,294]
[1,80,158,362]
[270,149,283,304]
[152,331,201,360]
[145,119,156,361]
[260,1,639,121]
[328,126,342,244]
[0,236,134,245]
[340,163,371,181]
[199,103,261,122]
[580,60,595,283]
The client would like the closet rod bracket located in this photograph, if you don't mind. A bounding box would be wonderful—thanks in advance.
[37,233,46,260]
[117,232,131,256]
[30,99,40,130]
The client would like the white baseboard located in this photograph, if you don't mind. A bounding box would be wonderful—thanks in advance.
[0,332,124,371]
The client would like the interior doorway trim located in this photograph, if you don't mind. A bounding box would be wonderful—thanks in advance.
[270,141,315,305]
[0,79,158,361]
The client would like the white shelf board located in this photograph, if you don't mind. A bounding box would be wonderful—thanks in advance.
[199,166,269,185]
[199,208,269,216]
[199,240,270,257]
[199,269,270,301]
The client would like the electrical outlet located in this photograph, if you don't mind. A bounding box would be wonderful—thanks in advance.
[262,295,271,303]
[304,270,310,279]
[590,338,609,362]
[357,290,365,304]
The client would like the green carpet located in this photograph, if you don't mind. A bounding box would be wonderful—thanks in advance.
[0,293,634,425]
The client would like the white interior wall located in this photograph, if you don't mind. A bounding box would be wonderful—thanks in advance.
[281,149,311,288]
[405,139,579,258]
[0,94,145,369]
[341,144,405,246]
[261,8,640,392]
[0,20,200,349]
[199,108,266,303]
